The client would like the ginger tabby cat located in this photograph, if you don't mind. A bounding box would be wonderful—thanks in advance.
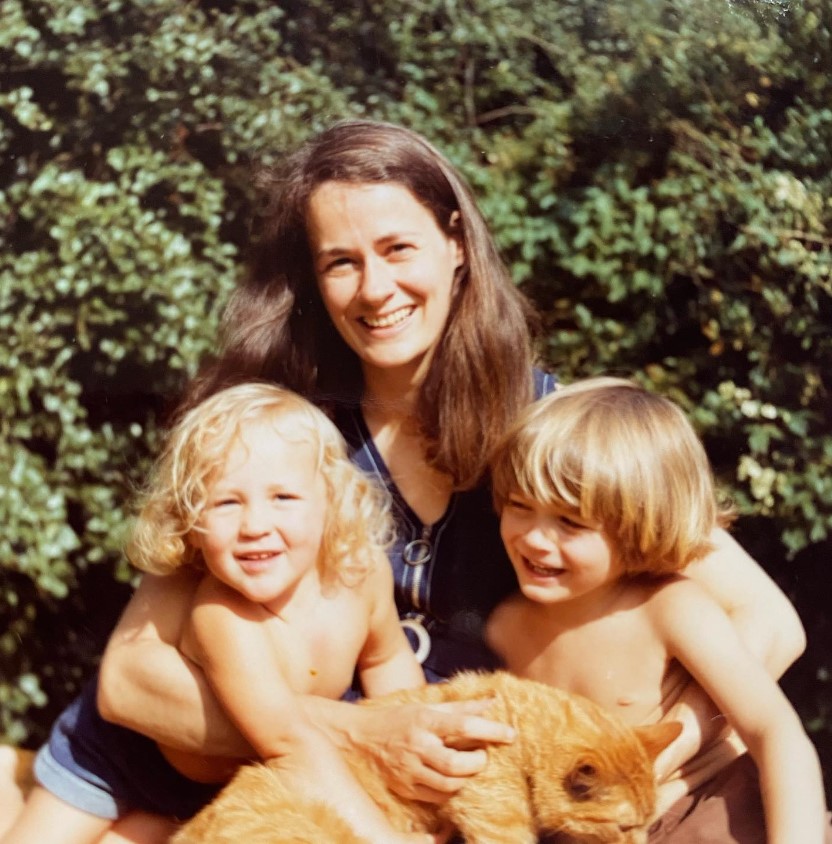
[174,672,680,844]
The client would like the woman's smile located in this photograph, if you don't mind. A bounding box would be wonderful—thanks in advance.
[360,305,415,330]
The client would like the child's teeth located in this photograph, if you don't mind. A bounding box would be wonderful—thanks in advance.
[528,560,563,575]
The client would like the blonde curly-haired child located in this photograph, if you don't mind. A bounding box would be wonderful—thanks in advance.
[5,383,427,844]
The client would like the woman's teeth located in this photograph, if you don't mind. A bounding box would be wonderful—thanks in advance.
[362,306,413,328]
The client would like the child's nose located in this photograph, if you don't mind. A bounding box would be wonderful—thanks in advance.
[522,521,561,550]
[240,503,271,536]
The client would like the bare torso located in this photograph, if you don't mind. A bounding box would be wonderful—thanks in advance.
[487,579,688,727]
[161,574,376,783]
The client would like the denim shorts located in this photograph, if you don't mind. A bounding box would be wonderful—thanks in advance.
[34,673,220,820]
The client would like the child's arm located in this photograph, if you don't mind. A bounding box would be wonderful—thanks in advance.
[652,577,825,844]
[654,529,807,780]
[356,556,425,698]
[186,576,429,844]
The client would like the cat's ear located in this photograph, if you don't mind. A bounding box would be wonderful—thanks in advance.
[634,721,683,761]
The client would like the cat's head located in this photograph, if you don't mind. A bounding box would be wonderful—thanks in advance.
[530,716,681,843]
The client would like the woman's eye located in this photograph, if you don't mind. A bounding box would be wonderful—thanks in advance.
[389,242,415,257]
[322,256,354,274]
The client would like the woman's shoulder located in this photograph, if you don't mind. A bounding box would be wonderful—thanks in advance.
[533,368,558,399]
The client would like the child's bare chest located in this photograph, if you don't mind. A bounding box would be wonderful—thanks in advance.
[510,614,675,725]
[266,592,370,698]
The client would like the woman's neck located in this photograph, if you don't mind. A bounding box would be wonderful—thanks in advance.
[360,364,453,525]
[361,365,421,424]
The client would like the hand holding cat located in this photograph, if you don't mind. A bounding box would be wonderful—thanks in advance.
[350,698,516,803]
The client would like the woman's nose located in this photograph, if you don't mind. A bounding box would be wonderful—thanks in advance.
[358,255,396,303]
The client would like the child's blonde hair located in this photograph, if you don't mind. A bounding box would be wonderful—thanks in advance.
[127,382,390,585]
[491,377,734,575]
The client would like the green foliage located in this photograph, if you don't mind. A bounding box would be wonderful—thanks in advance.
[0,0,351,741]
[1,0,830,786]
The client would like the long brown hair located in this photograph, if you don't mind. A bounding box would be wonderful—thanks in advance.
[191,120,537,489]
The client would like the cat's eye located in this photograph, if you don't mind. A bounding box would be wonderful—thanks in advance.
[564,762,598,800]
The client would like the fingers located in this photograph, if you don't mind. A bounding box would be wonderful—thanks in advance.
[357,699,515,804]
[424,701,516,746]
[419,740,489,779]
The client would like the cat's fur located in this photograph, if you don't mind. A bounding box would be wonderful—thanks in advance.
[173,671,680,844]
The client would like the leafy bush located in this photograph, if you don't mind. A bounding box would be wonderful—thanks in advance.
[1,0,830,786]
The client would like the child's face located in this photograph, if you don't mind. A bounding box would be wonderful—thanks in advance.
[191,421,328,607]
[499,493,621,607]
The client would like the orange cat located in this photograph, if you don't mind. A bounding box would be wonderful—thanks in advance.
[173,672,680,844]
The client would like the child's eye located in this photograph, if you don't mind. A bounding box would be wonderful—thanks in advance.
[210,497,239,509]
[558,514,589,531]
[273,492,299,502]
[507,496,532,511]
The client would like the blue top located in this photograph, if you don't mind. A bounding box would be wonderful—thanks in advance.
[335,368,557,682]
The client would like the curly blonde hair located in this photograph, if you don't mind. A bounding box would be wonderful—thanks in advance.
[490,377,735,576]
[127,382,391,586]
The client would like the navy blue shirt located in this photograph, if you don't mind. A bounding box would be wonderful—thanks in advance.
[335,369,557,682]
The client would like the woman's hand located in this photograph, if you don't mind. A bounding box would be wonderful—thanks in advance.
[338,698,515,803]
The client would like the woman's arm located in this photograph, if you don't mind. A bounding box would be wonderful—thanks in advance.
[97,570,251,756]
[98,572,514,801]
[685,528,805,675]
[656,578,825,844]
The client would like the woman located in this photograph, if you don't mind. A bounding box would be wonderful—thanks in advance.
[11,121,806,839]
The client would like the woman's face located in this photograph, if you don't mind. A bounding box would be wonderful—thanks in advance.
[306,180,464,386]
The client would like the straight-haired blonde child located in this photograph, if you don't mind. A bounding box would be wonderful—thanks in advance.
[487,377,827,844]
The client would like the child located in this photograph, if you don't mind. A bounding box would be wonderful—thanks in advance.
[486,377,827,844]
[3,382,428,844]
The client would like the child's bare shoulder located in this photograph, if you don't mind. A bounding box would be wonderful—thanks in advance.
[643,573,727,631]
[357,550,396,609]
[485,592,526,650]
[191,573,268,621]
